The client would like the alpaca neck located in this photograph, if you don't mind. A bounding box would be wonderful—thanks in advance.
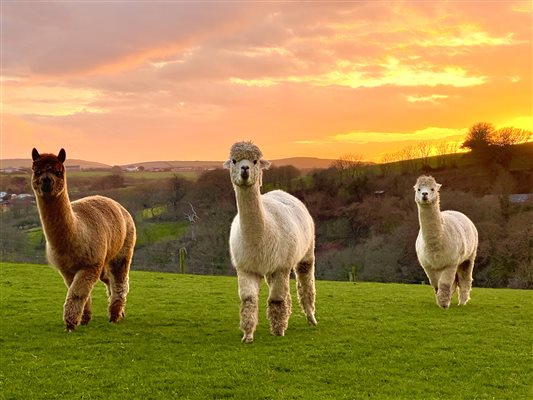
[234,183,266,238]
[417,199,444,247]
[36,189,77,248]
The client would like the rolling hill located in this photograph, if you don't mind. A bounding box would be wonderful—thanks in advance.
[0,157,339,171]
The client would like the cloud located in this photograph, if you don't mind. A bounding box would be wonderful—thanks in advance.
[331,127,465,144]
[1,2,530,164]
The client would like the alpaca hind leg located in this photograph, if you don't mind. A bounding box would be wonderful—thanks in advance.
[266,270,292,336]
[295,258,317,326]
[238,271,262,343]
[436,268,456,309]
[80,294,92,325]
[457,257,474,305]
[108,253,132,323]
[64,268,100,331]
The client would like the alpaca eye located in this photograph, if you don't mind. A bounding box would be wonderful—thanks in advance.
[417,188,420,192]
[232,159,237,165]
[431,188,434,191]
[253,160,257,165]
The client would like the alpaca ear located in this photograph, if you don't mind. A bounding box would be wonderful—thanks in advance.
[436,183,442,190]
[223,159,231,169]
[32,148,40,161]
[58,148,66,163]
[259,159,271,170]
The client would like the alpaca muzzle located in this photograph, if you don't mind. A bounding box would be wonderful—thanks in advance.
[41,177,53,193]
[240,166,250,180]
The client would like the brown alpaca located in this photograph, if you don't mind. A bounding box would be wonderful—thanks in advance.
[31,148,136,331]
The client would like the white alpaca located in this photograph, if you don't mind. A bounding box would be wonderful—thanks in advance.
[223,141,317,343]
[414,175,478,308]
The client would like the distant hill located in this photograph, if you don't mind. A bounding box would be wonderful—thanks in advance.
[270,157,337,169]
[125,157,338,170]
[0,157,336,171]
[0,158,111,170]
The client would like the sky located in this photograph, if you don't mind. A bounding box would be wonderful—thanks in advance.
[1,1,531,165]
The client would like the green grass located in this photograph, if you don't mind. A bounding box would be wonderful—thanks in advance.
[26,227,44,247]
[1,262,532,400]
[136,221,188,246]
[139,205,168,220]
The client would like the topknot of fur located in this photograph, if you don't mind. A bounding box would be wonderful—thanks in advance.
[416,175,437,186]
[229,141,263,161]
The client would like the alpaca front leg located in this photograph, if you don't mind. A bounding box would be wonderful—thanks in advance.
[436,268,456,309]
[295,258,317,326]
[266,270,292,336]
[238,271,262,343]
[424,268,440,295]
[64,268,100,331]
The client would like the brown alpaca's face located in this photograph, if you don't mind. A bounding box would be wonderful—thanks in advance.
[31,148,66,198]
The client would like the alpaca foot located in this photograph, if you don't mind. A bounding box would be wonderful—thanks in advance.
[435,294,451,309]
[437,299,450,309]
[267,299,290,337]
[109,300,125,323]
[109,310,125,323]
[307,314,317,326]
[271,327,286,336]
[242,333,254,343]
[458,291,470,306]
[65,322,77,332]
[80,311,92,325]
[436,285,452,309]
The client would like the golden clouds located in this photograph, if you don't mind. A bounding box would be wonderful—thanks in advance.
[1,2,531,163]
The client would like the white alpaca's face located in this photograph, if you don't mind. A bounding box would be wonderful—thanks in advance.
[414,177,441,205]
[224,157,269,187]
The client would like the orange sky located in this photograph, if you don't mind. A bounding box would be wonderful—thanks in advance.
[1,1,532,165]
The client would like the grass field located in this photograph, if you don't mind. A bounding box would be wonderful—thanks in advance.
[136,221,188,246]
[1,262,531,400]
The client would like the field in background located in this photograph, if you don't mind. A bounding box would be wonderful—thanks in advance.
[1,262,531,399]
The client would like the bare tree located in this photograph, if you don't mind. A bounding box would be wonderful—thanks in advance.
[491,127,532,147]
[185,202,199,240]
[333,153,365,180]
[415,141,434,168]
[379,153,395,175]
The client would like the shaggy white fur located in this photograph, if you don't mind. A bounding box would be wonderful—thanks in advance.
[414,175,478,308]
[224,141,317,343]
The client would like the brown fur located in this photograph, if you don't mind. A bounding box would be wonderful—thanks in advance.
[31,148,136,331]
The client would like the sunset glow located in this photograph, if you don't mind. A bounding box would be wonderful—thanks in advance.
[1,2,531,164]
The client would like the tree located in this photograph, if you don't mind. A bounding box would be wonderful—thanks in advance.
[461,122,495,151]
[414,141,434,169]
[491,127,531,147]
[333,154,365,181]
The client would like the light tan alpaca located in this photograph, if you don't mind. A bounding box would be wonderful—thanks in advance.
[31,148,136,331]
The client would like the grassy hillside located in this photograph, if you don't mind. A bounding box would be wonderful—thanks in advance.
[1,263,531,399]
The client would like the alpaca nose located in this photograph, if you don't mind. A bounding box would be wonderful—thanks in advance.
[240,166,250,179]
[41,177,53,192]
[422,191,428,198]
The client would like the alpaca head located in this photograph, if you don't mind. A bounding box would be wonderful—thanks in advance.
[223,141,271,187]
[414,175,441,205]
[31,148,67,197]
